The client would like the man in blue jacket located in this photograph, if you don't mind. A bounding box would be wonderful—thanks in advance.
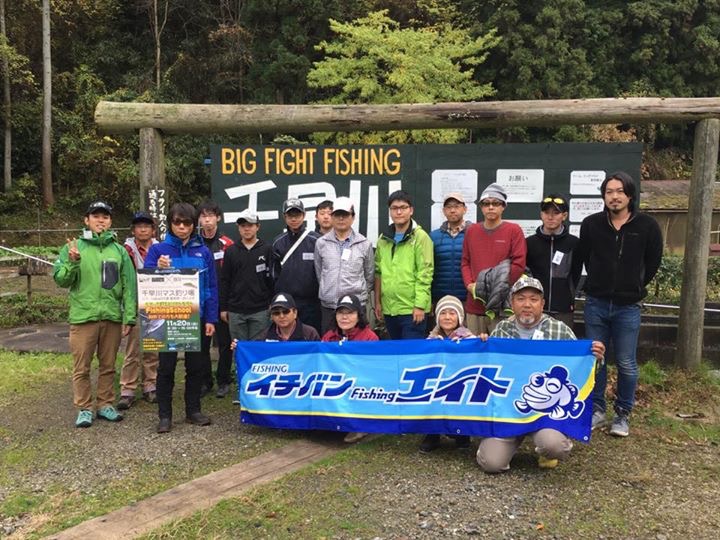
[271,198,321,332]
[573,171,663,438]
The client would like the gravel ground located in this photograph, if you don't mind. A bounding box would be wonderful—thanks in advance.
[2,364,720,539]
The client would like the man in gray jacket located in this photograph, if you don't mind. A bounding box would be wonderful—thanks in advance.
[314,197,375,334]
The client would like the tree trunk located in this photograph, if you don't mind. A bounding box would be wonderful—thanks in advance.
[1,0,11,191]
[95,97,720,135]
[41,0,53,206]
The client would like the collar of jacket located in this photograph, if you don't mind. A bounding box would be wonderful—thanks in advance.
[534,224,568,240]
[381,219,419,243]
[81,229,117,246]
[440,220,472,234]
[165,231,204,249]
[287,224,307,238]
[603,208,637,229]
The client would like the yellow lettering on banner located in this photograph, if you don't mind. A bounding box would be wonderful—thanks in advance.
[322,147,402,176]
[265,148,317,175]
[221,147,256,175]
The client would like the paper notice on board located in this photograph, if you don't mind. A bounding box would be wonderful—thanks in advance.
[431,169,478,203]
[569,198,605,222]
[495,169,544,202]
[513,219,543,238]
[570,170,605,195]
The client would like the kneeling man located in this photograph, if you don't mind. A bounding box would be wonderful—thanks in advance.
[477,276,605,472]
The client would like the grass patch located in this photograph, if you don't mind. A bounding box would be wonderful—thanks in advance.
[0,351,73,407]
[0,294,68,328]
[0,491,47,518]
[638,359,669,388]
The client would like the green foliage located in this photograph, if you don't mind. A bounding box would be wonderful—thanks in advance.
[638,360,668,389]
[0,294,68,328]
[647,254,720,304]
[307,10,498,144]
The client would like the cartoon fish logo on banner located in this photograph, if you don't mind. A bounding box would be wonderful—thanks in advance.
[514,365,584,420]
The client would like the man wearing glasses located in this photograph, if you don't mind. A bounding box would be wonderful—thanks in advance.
[375,190,434,339]
[461,183,526,335]
[525,194,580,329]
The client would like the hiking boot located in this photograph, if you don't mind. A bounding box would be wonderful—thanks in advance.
[75,409,93,428]
[453,435,471,450]
[343,432,367,444]
[591,410,607,430]
[97,405,124,422]
[419,434,441,453]
[117,395,134,410]
[157,417,172,433]
[143,391,157,404]
[538,455,559,469]
[185,412,212,426]
[200,384,213,398]
[609,414,630,437]
[216,384,230,398]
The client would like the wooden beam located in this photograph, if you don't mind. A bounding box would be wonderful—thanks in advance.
[96,97,720,135]
[139,126,165,207]
[675,119,719,369]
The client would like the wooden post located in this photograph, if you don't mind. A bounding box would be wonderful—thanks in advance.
[675,119,719,369]
[139,128,165,209]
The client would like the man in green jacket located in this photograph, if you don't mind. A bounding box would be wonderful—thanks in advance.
[54,201,137,428]
[374,190,434,339]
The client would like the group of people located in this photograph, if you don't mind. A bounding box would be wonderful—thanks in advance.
[52,169,663,472]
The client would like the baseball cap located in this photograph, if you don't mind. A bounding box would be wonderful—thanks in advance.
[86,201,113,216]
[540,193,569,213]
[443,192,466,205]
[131,211,155,225]
[336,294,362,313]
[479,183,507,204]
[270,292,296,311]
[283,198,304,214]
[236,209,259,224]
[331,196,355,215]
[510,275,544,296]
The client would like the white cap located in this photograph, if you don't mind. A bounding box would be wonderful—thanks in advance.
[332,196,355,215]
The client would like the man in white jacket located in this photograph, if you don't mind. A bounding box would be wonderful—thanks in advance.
[314,197,375,335]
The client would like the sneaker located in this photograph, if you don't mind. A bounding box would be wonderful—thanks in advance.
[97,405,124,422]
[157,417,172,433]
[143,391,157,404]
[117,395,134,410]
[538,455,559,469]
[419,434,441,453]
[609,414,630,437]
[75,409,93,428]
[343,432,367,444]
[185,412,212,426]
[200,384,213,398]
[453,435,471,450]
[591,410,607,430]
[216,384,230,398]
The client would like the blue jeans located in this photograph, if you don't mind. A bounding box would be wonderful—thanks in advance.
[583,295,641,415]
[384,314,427,340]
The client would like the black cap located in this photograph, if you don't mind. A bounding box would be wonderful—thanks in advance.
[131,211,155,225]
[86,201,112,216]
[270,292,296,310]
[283,198,304,213]
[336,294,362,313]
[540,193,569,213]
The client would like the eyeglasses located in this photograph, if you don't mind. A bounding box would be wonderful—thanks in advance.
[542,197,566,205]
[444,203,465,210]
[481,201,504,208]
[172,219,194,226]
[389,205,411,212]
[271,309,291,316]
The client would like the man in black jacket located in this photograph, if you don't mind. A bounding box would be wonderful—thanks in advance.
[573,171,663,438]
[525,194,579,329]
[271,198,321,332]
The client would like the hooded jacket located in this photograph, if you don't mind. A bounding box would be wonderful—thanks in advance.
[430,220,471,302]
[220,239,274,314]
[314,229,374,309]
[53,229,137,325]
[375,220,434,316]
[573,210,663,305]
[145,232,219,324]
[321,325,379,342]
[525,225,580,313]
[271,224,320,302]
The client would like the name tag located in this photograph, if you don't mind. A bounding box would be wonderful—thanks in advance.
[302,252,314,261]
[532,329,545,340]
[552,251,565,265]
[341,248,352,261]
[82,230,93,239]
[214,251,225,260]
[256,263,266,273]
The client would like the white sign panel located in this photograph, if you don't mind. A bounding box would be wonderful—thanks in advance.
[569,224,581,237]
[431,169,478,203]
[495,169,544,202]
[513,219,543,238]
[570,170,605,195]
[569,198,605,222]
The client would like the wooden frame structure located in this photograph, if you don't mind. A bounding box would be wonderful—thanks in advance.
[95,97,719,370]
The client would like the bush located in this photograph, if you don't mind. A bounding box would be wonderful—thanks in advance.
[0,294,68,328]
[646,254,720,304]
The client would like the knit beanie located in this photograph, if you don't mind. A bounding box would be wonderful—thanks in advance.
[434,295,465,321]
[480,182,508,203]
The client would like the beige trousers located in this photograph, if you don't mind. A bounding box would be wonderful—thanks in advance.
[69,321,122,410]
[119,323,158,396]
[476,429,573,473]
[465,313,500,336]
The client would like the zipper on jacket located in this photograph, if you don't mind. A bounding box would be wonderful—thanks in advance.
[548,236,554,312]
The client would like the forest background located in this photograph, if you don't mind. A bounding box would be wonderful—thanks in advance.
[1,0,719,225]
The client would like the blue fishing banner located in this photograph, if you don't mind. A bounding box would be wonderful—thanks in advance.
[235,338,597,442]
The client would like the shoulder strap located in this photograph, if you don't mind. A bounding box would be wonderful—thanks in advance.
[280,228,311,267]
